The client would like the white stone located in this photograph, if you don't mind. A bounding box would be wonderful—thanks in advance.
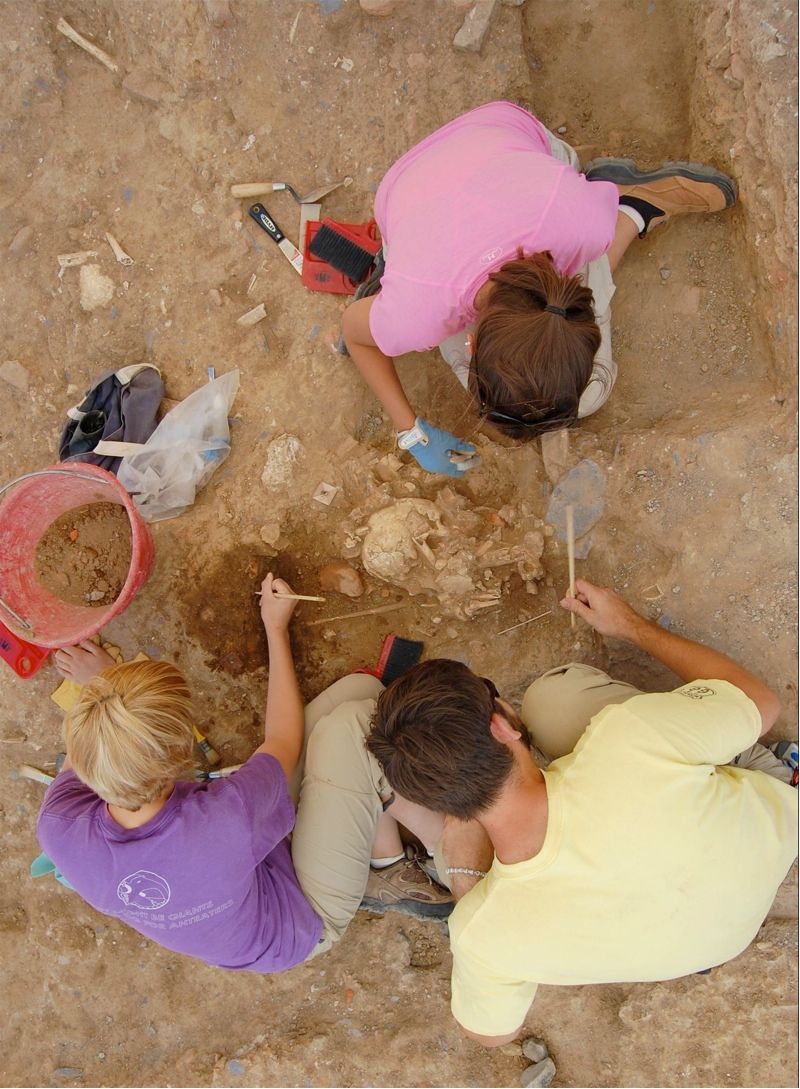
[79,265,115,311]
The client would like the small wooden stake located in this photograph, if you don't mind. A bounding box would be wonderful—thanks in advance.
[306,601,407,627]
[255,591,326,602]
[566,504,576,629]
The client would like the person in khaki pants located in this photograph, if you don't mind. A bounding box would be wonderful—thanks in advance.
[40,573,450,979]
[367,579,798,1045]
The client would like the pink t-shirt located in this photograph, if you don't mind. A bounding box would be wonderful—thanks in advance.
[369,101,619,357]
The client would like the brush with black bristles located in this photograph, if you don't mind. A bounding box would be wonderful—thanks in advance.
[308,219,377,282]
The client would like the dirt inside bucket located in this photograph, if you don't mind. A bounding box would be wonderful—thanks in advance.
[34,502,132,608]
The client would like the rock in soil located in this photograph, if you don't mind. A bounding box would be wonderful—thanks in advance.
[318,561,364,598]
[521,1036,549,1063]
[521,1057,556,1088]
[35,502,132,608]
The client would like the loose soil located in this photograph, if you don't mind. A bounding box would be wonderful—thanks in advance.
[0,2,796,1088]
[34,501,132,607]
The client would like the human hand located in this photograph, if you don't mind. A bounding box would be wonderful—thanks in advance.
[53,641,116,685]
[560,578,646,641]
[259,573,297,636]
[406,418,480,476]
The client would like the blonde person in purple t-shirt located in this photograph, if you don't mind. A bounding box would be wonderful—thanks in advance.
[36,574,451,974]
[341,101,736,476]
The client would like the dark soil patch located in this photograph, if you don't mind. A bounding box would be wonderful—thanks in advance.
[34,502,131,608]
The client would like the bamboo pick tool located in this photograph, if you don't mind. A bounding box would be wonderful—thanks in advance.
[566,504,576,629]
[255,592,326,602]
[496,609,553,636]
[306,601,407,627]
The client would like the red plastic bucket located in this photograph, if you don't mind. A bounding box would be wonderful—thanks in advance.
[0,463,154,649]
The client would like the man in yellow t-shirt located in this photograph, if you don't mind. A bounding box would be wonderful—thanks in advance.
[367,579,798,1045]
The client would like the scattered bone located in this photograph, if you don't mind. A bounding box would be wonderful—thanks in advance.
[237,303,267,327]
[353,493,545,620]
[318,562,364,599]
[105,232,134,266]
[58,250,97,274]
[56,17,119,73]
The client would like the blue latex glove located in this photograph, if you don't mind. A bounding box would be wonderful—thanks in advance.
[406,418,479,476]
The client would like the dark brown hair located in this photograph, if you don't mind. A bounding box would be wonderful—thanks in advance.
[367,659,529,819]
[469,251,601,438]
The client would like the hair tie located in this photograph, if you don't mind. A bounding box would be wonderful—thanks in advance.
[544,304,567,317]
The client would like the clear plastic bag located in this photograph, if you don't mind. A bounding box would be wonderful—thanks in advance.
[117,370,239,522]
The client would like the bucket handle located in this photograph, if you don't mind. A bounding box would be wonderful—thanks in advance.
[0,468,121,633]
[0,468,113,500]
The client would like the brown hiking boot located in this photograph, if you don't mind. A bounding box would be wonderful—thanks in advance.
[584,157,737,227]
[359,858,454,920]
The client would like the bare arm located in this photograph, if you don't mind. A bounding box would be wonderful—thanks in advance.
[562,579,781,736]
[341,296,416,430]
[254,574,304,778]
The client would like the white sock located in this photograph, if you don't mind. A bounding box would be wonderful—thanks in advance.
[619,203,646,234]
[370,853,404,869]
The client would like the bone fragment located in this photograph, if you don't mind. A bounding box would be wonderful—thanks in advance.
[237,303,267,326]
[105,232,134,266]
[56,17,119,73]
[57,249,97,268]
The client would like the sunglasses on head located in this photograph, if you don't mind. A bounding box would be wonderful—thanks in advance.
[481,677,500,701]
[473,364,576,433]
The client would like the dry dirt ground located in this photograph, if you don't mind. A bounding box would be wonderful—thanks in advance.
[0,1,797,1086]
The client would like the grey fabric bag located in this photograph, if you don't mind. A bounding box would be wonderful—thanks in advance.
[59,364,164,475]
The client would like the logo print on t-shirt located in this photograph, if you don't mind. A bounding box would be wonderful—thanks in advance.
[678,685,717,700]
[117,870,171,910]
[479,247,502,266]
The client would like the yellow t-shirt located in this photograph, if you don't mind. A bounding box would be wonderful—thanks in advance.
[449,680,798,1037]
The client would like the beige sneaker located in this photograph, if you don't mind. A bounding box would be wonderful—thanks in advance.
[359,858,453,920]
[585,157,737,224]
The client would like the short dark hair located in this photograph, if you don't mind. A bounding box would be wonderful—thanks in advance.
[469,251,601,438]
[367,659,528,819]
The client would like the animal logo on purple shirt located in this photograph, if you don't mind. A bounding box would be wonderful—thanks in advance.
[117,870,171,910]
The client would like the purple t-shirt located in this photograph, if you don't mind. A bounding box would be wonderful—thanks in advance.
[36,753,323,972]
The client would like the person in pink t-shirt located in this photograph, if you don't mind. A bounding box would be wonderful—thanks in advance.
[341,101,736,476]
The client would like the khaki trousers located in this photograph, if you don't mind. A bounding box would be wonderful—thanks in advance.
[519,662,791,782]
[290,675,389,954]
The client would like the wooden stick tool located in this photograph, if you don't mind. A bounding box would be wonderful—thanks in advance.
[566,504,576,629]
[255,591,326,602]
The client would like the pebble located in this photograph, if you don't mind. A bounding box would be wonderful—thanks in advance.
[53,1069,83,1080]
[227,1059,245,1076]
[557,125,567,134]
[521,1058,556,1088]
[8,224,33,255]
[318,562,364,598]
[521,1036,549,1063]
[659,267,671,280]
[0,360,30,392]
